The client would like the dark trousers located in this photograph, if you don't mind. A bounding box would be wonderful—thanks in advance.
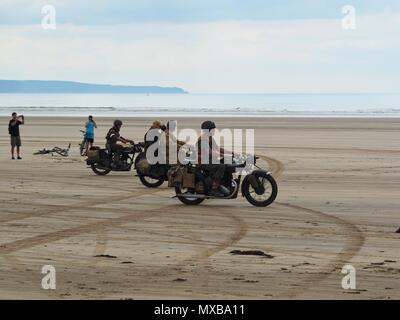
[110,144,125,163]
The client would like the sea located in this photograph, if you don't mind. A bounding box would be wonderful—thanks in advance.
[0,93,399,117]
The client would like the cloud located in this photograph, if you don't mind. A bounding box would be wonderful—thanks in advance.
[0,15,399,93]
[1,0,400,24]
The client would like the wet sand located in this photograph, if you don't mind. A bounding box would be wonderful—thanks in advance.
[0,117,399,299]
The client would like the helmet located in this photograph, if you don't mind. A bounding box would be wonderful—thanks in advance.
[114,119,123,127]
[201,121,216,130]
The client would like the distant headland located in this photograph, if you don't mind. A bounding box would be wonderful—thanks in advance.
[0,80,188,94]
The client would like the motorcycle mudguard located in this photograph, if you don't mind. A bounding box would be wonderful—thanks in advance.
[241,170,271,196]
[134,152,146,169]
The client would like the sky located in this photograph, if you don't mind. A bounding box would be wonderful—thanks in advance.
[1,0,400,93]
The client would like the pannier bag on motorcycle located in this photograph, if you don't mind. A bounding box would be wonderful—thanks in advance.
[86,146,101,164]
[168,166,195,189]
[168,166,183,187]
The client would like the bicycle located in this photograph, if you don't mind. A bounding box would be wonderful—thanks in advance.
[79,130,88,156]
[34,144,71,157]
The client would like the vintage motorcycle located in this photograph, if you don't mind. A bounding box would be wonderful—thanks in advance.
[86,142,144,176]
[86,141,168,189]
[170,154,278,207]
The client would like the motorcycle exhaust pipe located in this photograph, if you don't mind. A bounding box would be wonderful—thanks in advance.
[174,194,207,199]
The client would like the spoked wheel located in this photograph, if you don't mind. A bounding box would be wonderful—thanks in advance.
[175,186,205,205]
[80,141,88,156]
[53,147,69,157]
[91,163,111,175]
[138,174,164,188]
[242,174,278,207]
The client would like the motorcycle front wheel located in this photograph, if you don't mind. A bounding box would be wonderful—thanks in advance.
[242,174,278,207]
[91,163,111,176]
[138,174,164,188]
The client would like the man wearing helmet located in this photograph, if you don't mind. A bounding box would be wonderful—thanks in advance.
[106,120,133,168]
[197,121,238,197]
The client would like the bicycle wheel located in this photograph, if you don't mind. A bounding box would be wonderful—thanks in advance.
[79,140,88,156]
[53,148,69,157]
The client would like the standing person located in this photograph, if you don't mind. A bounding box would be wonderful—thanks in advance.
[85,115,97,154]
[8,112,24,160]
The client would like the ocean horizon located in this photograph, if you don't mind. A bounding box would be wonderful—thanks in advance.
[1,93,399,117]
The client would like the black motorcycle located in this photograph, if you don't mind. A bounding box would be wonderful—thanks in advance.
[171,154,278,207]
[86,142,144,176]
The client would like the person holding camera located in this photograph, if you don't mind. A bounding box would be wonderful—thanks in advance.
[8,112,25,160]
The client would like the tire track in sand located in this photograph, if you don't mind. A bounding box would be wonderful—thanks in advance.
[1,167,247,299]
[259,154,365,298]
[0,187,164,224]
[2,153,364,299]
[0,202,247,299]
[0,203,175,255]
[274,202,365,298]
[1,149,156,297]
[95,204,248,299]
[0,187,246,273]
[0,184,166,298]
[258,155,285,178]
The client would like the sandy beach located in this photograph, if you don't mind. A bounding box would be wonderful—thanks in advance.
[0,116,399,299]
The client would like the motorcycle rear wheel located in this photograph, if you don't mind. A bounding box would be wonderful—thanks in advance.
[91,163,111,176]
[175,186,205,205]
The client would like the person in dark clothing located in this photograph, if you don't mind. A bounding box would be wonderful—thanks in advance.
[105,120,133,167]
[8,112,24,160]
[197,121,239,197]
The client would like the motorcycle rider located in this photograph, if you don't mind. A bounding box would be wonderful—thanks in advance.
[144,120,188,164]
[144,120,165,151]
[106,120,133,168]
[197,121,238,197]
[165,120,187,164]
